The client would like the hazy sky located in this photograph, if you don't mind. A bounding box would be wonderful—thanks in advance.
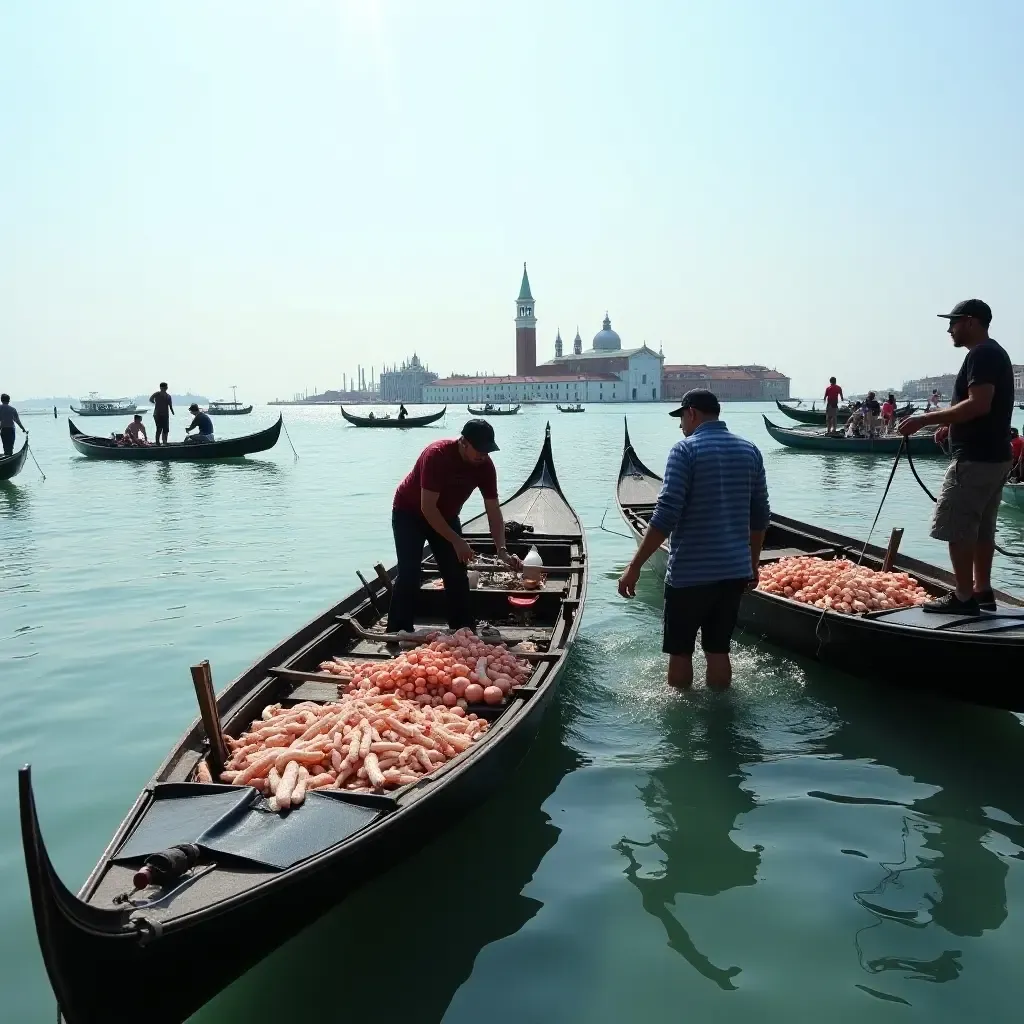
[3,0,1023,400]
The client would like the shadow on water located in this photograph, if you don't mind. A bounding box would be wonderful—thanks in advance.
[615,698,760,990]
[193,654,589,1023]
[0,481,30,518]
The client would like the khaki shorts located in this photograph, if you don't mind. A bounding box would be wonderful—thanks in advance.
[930,458,1011,544]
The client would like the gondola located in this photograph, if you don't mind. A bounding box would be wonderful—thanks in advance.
[0,439,29,481]
[69,418,282,460]
[21,423,586,1024]
[616,419,1024,711]
[774,398,915,426]
[556,405,585,413]
[340,406,446,428]
[762,415,943,455]
[466,405,520,416]
[1003,482,1024,511]
[206,404,253,416]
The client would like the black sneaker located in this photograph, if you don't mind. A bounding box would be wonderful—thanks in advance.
[922,593,980,615]
[974,589,997,612]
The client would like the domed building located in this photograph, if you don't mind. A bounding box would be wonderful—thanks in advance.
[592,313,621,351]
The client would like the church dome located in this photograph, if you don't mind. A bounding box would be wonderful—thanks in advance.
[592,313,621,351]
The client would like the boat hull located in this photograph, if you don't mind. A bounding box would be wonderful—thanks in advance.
[763,415,943,455]
[70,407,143,417]
[0,440,29,481]
[774,399,915,425]
[466,406,520,416]
[556,406,585,413]
[68,418,282,460]
[1002,482,1023,511]
[206,406,253,416]
[340,406,446,427]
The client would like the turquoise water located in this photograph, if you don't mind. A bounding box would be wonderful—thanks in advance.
[3,403,1024,1023]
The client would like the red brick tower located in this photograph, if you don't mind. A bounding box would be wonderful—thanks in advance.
[515,262,537,376]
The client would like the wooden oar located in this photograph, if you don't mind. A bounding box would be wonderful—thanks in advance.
[268,667,353,685]
[190,660,228,776]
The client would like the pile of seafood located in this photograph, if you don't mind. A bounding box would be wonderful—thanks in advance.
[757,556,930,614]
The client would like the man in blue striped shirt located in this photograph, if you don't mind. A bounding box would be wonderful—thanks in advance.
[618,390,771,691]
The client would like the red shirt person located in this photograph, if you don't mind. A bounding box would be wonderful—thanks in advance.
[388,419,521,634]
[823,377,844,434]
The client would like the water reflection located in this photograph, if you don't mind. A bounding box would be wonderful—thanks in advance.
[194,652,589,1022]
[0,482,30,518]
[616,698,759,989]
[812,678,1023,986]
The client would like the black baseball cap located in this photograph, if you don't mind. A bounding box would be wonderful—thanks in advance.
[938,299,992,326]
[461,418,499,453]
[669,388,721,417]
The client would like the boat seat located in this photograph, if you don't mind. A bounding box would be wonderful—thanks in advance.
[759,546,836,562]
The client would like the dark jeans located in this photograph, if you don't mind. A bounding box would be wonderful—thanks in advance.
[1,428,14,457]
[387,508,473,634]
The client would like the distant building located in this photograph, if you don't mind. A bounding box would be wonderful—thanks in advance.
[1014,363,1024,399]
[378,354,438,403]
[662,365,790,402]
[901,373,958,400]
[423,373,626,405]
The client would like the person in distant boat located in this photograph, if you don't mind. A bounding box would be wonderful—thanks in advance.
[398,404,408,421]
[898,299,1013,615]
[927,389,942,410]
[823,377,844,435]
[0,394,27,456]
[388,419,522,635]
[880,394,897,433]
[150,382,174,445]
[53,406,57,419]
[183,403,215,443]
[1010,427,1024,482]
[123,414,149,446]
[368,411,375,420]
[618,389,770,692]
[861,392,881,436]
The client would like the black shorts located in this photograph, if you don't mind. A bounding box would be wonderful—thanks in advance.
[154,414,169,430]
[663,579,747,656]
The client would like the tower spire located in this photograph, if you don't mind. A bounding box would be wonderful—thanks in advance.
[518,262,533,302]
[515,262,538,375]
[573,326,582,355]
[555,327,563,359]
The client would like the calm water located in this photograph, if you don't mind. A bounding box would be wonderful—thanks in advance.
[3,403,1024,1023]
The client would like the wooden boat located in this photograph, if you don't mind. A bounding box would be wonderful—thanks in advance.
[206,389,252,416]
[70,395,142,417]
[774,398,914,425]
[616,419,1024,711]
[340,405,446,428]
[763,416,943,456]
[69,418,282,461]
[1003,482,1024,511]
[0,439,29,481]
[20,423,586,1024]
[466,404,520,416]
[556,405,585,413]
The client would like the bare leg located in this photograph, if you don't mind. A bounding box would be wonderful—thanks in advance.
[705,653,732,691]
[973,540,995,593]
[947,541,976,599]
[667,654,693,689]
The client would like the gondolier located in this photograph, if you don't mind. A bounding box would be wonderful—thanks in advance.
[150,382,174,445]
[898,299,1014,614]
[388,419,522,634]
[824,377,843,435]
[0,394,28,456]
[618,389,770,691]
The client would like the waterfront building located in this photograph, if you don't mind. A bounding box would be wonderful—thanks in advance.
[378,354,438,403]
[662,364,791,402]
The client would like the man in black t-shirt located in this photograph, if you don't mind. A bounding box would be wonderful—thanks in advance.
[899,299,1013,614]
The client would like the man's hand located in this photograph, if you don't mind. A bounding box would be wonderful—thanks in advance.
[499,548,523,571]
[454,537,474,564]
[618,562,641,599]
[897,414,927,437]
[934,425,949,446]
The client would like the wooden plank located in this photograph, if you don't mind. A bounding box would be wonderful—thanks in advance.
[190,660,228,775]
[882,528,905,572]
[268,666,353,684]
[374,563,394,594]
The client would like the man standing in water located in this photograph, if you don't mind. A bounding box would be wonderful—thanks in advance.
[824,377,844,435]
[618,390,771,691]
[388,419,521,634]
[0,394,28,456]
[899,299,1014,613]
[150,382,174,445]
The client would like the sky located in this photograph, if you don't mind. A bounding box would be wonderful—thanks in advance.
[3,0,1024,401]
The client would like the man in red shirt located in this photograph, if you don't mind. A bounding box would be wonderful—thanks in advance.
[388,419,522,633]
[1011,427,1024,481]
[823,377,843,435]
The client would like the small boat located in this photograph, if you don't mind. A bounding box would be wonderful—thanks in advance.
[774,398,915,426]
[616,419,1024,711]
[0,439,29,482]
[762,416,943,456]
[556,405,585,413]
[20,424,586,1024]
[466,404,520,416]
[69,418,282,461]
[206,386,252,416]
[1003,482,1024,511]
[340,406,446,428]
[70,395,142,417]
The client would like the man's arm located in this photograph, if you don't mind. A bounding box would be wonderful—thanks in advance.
[420,490,463,546]
[748,452,771,583]
[169,397,174,415]
[14,411,26,431]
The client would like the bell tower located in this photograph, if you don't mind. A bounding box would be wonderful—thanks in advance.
[515,263,537,376]
[554,328,563,359]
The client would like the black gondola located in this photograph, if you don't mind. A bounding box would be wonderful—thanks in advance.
[340,406,446,428]
[556,405,585,413]
[21,423,586,1024]
[0,439,29,481]
[615,418,1024,711]
[774,398,915,426]
[69,418,282,461]
[466,404,520,416]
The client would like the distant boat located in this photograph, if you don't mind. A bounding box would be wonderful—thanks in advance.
[466,404,520,416]
[69,395,142,417]
[206,386,253,416]
[556,404,585,413]
[340,405,447,428]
